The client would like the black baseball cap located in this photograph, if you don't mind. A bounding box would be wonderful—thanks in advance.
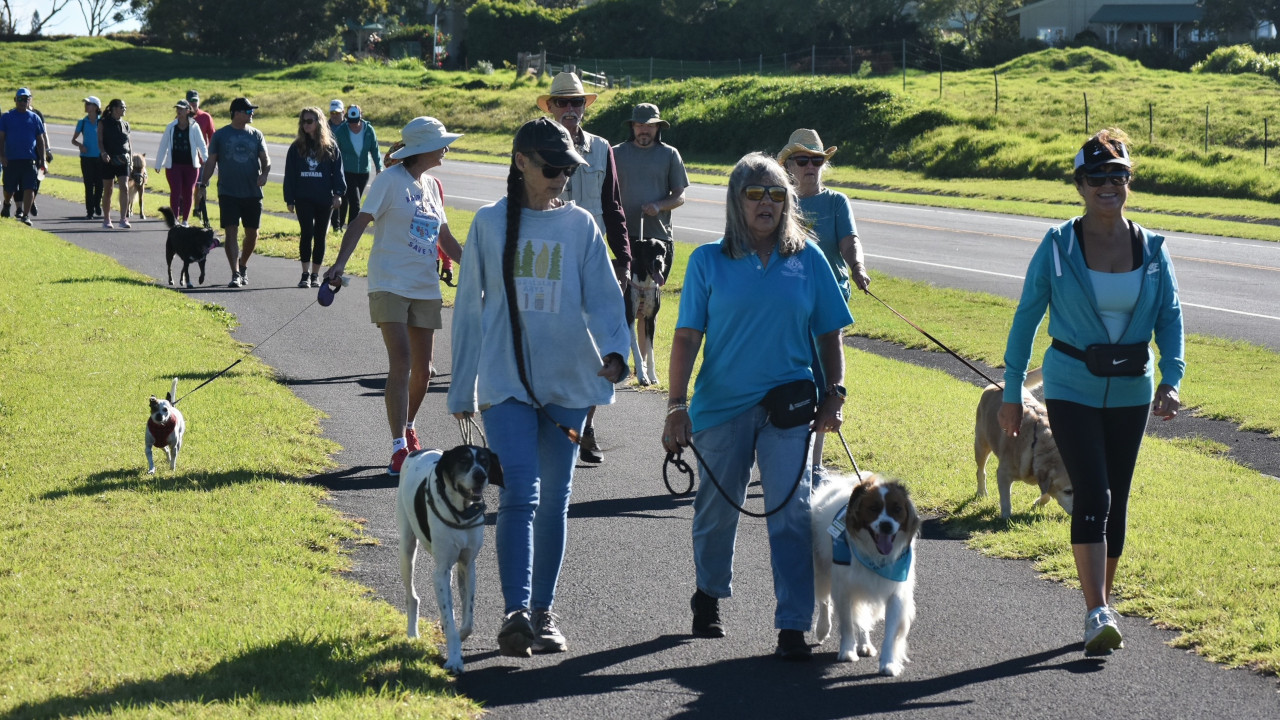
[229,97,258,115]
[513,118,585,168]
[1074,137,1132,174]
[186,90,200,103]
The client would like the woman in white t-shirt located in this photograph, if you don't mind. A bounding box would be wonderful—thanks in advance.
[324,117,463,476]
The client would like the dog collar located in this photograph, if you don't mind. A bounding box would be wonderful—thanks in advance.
[428,464,486,530]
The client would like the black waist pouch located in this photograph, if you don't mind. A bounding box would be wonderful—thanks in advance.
[761,379,817,428]
[1052,339,1148,377]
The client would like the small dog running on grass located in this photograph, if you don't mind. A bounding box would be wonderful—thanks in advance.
[397,445,503,674]
[146,377,185,474]
[160,206,220,288]
[127,153,148,220]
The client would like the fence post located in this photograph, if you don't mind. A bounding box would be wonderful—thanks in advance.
[938,51,943,98]
[994,70,999,114]
[849,45,853,76]
[649,57,653,83]
[1149,103,1154,143]
[902,39,907,92]
[1205,103,1209,153]
[759,53,763,74]
[1084,92,1089,135]
[1267,118,1270,166]
[812,44,816,76]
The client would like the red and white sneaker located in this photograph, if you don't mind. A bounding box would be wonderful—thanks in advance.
[388,448,409,477]
[405,428,422,452]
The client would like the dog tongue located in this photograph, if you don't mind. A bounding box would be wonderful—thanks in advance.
[874,532,895,556]
[655,269,666,287]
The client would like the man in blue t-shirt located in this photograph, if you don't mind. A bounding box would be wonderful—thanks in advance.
[0,88,48,226]
[197,97,271,288]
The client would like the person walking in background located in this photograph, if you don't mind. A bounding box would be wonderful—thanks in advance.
[333,103,381,232]
[999,129,1184,656]
[448,118,630,658]
[186,90,215,229]
[777,128,870,480]
[613,102,688,275]
[22,94,52,220]
[0,87,48,226]
[538,71,631,466]
[327,99,345,134]
[198,97,270,288]
[71,95,103,219]
[284,106,345,289]
[323,117,462,477]
[96,98,131,229]
[154,99,208,226]
[662,153,852,661]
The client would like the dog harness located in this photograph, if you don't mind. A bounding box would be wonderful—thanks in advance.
[148,416,177,446]
[412,452,487,542]
[828,505,913,582]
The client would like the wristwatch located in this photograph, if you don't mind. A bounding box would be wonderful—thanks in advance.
[825,383,847,399]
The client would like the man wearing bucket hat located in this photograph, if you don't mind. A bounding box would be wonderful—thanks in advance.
[0,88,47,226]
[613,102,689,275]
[186,90,216,228]
[198,97,271,287]
[325,116,464,478]
[538,70,631,466]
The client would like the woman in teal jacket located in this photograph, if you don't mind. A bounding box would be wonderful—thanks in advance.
[333,104,382,230]
[999,128,1184,657]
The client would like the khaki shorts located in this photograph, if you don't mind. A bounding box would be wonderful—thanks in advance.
[368,292,442,329]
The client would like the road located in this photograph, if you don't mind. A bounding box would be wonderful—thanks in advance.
[26,190,1280,719]
[47,122,1280,352]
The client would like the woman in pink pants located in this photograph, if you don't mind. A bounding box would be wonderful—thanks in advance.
[154,98,208,225]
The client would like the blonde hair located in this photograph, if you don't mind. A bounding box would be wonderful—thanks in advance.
[292,106,337,160]
[722,153,808,259]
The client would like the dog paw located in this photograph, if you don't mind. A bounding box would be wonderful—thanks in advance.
[443,657,464,675]
[147,467,156,475]
[836,649,859,663]
[459,625,473,641]
[637,375,652,387]
[879,661,905,677]
[186,282,194,289]
[167,279,174,286]
[857,643,877,658]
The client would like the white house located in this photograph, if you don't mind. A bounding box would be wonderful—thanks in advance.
[1010,0,1203,50]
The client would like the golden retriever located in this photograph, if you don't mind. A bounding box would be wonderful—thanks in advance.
[974,368,1073,520]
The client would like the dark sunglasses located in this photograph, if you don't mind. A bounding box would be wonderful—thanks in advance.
[790,156,825,167]
[301,117,317,125]
[1083,172,1132,187]
[550,97,586,109]
[744,185,787,202]
[528,157,577,179]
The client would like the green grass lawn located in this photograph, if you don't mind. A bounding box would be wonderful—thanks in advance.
[0,225,478,718]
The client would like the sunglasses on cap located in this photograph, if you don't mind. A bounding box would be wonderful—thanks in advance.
[550,97,586,109]
[743,185,788,202]
[1083,172,1132,187]
[790,156,824,167]
[527,154,577,179]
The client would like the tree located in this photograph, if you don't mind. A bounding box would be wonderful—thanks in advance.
[1200,0,1280,33]
[2,0,73,33]
[78,0,130,35]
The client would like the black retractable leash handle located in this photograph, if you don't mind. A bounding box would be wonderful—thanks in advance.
[861,287,1003,390]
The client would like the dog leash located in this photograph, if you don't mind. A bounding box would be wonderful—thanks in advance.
[861,287,1003,390]
[457,415,487,448]
[663,429,813,519]
[173,297,320,406]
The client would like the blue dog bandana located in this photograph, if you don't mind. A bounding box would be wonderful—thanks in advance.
[828,505,913,582]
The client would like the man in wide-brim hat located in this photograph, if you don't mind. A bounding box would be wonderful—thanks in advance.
[538,70,630,466]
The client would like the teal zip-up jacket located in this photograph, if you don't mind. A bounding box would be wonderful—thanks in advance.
[335,120,382,174]
[1003,218,1185,408]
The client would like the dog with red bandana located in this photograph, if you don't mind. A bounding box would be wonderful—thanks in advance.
[146,377,185,474]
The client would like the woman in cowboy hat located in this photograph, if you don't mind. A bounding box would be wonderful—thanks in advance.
[778,128,868,481]
[324,117,463,478]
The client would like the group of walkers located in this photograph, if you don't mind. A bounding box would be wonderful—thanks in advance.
[5,73,1184,664]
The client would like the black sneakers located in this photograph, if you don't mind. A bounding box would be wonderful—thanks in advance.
[579,426,604,464]
[691,589,725,638]
[531,610,567,653]
[775,630,812,661]
[498,609,534,658]
[298,272,310,288]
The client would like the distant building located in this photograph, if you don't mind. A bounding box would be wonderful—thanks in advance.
[1010,0,1203,51]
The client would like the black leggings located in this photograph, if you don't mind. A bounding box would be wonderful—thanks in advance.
[80,156,103,214]
[337,171,369,227]
[295,198,332,266]
[1045,400,1150,557]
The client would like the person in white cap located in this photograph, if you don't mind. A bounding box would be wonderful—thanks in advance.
[324,116,463,478]
[155,99,209,226]
[333,103,381,232]
[537,70,631,466]
[328,99,345,134]
[71,96,104,219]
[0,87,47,225]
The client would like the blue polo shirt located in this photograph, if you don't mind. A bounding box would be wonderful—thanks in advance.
[74,115,100,157]
[0,109,45,160]
[798,189,858,300]
[678,239,854,432]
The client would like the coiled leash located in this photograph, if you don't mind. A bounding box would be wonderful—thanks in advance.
[861,287,1003,390]
[457,414,488,448]
[663,428,815,519]
[173,295,322,406]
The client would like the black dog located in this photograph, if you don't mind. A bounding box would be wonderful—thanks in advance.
[160,206,220,288]
[625,237,668,386]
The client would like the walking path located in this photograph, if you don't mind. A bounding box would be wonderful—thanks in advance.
[31,195,1278,719]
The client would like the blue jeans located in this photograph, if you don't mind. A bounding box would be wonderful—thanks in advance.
[482,398,588,615]
[691,404,814,631]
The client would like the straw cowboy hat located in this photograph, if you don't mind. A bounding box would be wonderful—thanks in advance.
[625,103,669,130]
[777,128,838,164]
[536,72,598,112]
[390,116,463,159]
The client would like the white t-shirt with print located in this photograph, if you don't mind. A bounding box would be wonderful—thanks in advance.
[362,164,447,300]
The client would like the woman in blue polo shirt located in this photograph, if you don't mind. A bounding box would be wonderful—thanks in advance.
[999,128,1184,657]
[662,152,853,661]
[71,96,103,219]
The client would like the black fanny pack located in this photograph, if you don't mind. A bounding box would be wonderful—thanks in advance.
[760,379,817,429]
[1052,339,1149,377]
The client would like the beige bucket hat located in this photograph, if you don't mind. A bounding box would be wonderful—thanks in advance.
[537,72,598,112]
[777,128,838,165]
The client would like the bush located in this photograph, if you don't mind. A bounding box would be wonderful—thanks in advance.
[1193,45,1280,80]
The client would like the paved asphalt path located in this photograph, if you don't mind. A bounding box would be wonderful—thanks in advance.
[29,193,1279,719]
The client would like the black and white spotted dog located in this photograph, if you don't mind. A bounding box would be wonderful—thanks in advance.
[625,237,668,386]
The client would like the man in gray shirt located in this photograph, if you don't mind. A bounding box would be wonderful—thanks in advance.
[612,103,688,274]
[198,97,270,288]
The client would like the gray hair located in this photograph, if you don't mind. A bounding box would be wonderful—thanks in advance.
[722,152,808,260]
